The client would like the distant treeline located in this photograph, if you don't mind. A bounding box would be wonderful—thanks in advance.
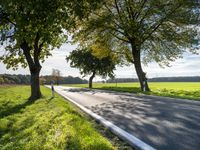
[0,74,88,85]
[1,74,200,85]
[0,74,30,84]
[107,76,200,83]
[41,75,88,84]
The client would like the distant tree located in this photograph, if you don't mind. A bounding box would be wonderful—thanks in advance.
[66,49,116,88]
[0,0,103,101]
[52,69,61,85]
[75,0,200,91]
[4,77,11,84]
[0,76,4,84]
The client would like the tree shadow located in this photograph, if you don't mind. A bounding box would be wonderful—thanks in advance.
[60,86,200,149]
[66,88,93,92]
[99,86,142,93]
[0,100,34,118]
[66,87,139,95]
[89,96,200,150]
[66,87,147,99]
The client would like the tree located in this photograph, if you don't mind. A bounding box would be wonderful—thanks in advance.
[0,0,102,101]
[0,76,4,84]
[66,48,116,88]
[52,69,61,85]
[74,0,200,91]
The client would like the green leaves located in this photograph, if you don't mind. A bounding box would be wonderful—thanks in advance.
[0,0,103,69]
[66,48,116,79]
[75,0,200,66]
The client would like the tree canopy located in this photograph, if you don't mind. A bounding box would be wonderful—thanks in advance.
[0,0,103,100]
[66,48,116,88]
[74,0,200,91]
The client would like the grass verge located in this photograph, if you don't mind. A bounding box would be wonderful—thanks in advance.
[64,82,200,101]
[0,86,122,150]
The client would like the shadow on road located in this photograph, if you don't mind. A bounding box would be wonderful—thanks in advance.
[89,95,200,150]
[56,86,200,150]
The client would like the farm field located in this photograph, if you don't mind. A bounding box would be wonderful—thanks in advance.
[64,82,200,101]
[0,86,117,150]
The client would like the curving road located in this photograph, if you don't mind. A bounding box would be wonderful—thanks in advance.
[53,86,200,150]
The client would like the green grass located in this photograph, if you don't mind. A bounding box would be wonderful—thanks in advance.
[64,82,200,101]
[0,86,115,150]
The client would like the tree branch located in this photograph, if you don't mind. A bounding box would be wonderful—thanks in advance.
[0,12,16,26]
[135,0,148,20]
[125,52,134,64]
[38,42,44,52]
[110,32,129,43]
[33,32,41,66]
[142,3,182,44]
[114,0,123,23]
[21,41,35,69]
[5,35,14,39]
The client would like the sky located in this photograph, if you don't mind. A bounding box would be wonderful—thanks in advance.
[0,43,200,81]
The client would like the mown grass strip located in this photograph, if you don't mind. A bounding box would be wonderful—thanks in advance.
[0,86,116,150]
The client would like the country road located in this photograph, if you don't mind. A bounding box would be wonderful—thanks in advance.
[51,86,200,150]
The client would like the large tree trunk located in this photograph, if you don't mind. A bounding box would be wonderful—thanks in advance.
[131,44,150,91]
[21,35,43,101]
[89,71,96,88]
[29,66,42,101]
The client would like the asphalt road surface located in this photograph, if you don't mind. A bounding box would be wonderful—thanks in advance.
[53,86,200,150]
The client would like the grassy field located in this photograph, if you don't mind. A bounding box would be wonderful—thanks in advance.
[64,82,200,101]
[0,86,117,150]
